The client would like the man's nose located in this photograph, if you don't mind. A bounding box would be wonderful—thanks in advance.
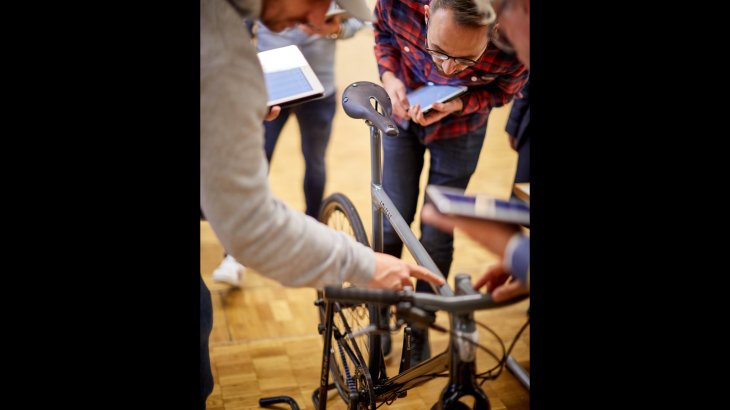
[442,59,459,75]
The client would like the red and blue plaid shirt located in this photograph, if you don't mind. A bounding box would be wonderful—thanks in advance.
[373,0,528,143]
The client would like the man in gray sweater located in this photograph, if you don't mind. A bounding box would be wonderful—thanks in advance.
[200,0,444,407]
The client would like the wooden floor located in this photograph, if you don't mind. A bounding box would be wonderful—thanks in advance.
[201,23,530,410]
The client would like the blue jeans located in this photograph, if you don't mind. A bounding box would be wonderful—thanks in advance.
[264,94,336,217]
[382,122,487,293]
[514,131,530,184]
[200,275,213,409]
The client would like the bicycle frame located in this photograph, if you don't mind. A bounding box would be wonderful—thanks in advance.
[261,82,507,410]
[314,114,490,409]
[367,100,529,395]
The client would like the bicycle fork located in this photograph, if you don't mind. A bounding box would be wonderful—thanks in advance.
[435,274,490,410]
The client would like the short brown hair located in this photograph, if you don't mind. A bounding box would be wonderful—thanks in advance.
[429,0,495,27]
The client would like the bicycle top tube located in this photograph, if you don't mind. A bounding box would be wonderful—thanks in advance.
[371,185,453,297]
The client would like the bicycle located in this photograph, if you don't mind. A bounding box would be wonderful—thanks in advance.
[260,81,529,410]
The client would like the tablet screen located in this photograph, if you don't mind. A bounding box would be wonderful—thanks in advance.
[257,45,325,106]
[406,85,467,112]
[264,68,313,103]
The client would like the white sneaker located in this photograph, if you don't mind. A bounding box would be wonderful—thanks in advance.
[212,256,245,287]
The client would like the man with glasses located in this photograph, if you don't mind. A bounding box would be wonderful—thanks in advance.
[373,0,527,366]
[423,0,532,303]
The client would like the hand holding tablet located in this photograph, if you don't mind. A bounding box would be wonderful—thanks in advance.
[425,185,530,227]
[406,84,467,115]
[257,45,325,107]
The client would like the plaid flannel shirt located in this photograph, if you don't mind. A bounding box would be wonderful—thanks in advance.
[373,0,528,143]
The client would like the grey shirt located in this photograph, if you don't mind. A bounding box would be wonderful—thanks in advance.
[200,0,375,288]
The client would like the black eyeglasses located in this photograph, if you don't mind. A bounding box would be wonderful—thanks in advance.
[424,18,488,68]
[424,47,482,67]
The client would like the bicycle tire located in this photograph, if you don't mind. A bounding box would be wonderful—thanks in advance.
[319,193,370,248]
[318,193,378,409]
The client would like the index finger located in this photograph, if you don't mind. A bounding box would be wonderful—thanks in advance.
[265,105,282,121]
[474,264,509,290]
[407,263,445,286]
[492,282,528,302]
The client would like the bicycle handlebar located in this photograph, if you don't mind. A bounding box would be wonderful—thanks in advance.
[323,286,528,314]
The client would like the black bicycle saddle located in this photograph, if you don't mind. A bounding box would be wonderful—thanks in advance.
[342,81,399,137]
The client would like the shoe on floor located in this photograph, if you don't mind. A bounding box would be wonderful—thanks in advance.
[212,255,245,287]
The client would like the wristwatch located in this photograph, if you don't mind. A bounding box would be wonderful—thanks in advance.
[327,24,342,40]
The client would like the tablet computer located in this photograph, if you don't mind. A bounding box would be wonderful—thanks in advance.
[257,45,325,107]
[406,84,468,114]
[426,185,530,226]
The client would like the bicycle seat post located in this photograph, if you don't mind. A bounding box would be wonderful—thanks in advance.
[342,82,397,254]
[369,119,385,252]
[368,99,383,187]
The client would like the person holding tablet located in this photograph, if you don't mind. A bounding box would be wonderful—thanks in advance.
[421,202,529,302]
[210,4,367,288]
[259,3,365,219]
[422,0,533,303]
[201,1,445,408]
[372,0,528,365]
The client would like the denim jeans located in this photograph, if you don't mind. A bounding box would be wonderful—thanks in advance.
[382,121,487,293]
[514,131,530,184]
[264,94,336,218]
[200,275,214,409]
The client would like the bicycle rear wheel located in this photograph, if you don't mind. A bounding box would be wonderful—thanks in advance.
[318,193,379,409]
